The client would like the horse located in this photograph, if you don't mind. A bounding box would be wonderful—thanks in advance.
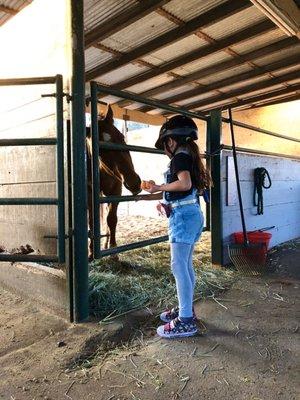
[86,105,141,259]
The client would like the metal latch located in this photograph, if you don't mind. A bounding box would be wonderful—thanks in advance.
[41,92,72,103]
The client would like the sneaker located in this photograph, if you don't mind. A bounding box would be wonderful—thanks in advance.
[160,307,197,323]
[157,317,198,339]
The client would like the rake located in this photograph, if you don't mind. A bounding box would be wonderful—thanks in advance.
[227,108,267,276]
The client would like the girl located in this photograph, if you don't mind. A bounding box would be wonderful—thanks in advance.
[145,115,212,339]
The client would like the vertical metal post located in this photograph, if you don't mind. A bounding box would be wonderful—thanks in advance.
[55,74,66,263]
[207,109,223,267]
[66,120,74,322]
[90,82,101,259]
[70,0,89,321]
[205,119,211,232]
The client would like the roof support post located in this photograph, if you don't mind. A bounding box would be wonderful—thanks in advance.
[70,0,89,322]
[207,109,223,267]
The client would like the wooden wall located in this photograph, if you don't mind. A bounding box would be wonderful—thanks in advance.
[221,149,300,264]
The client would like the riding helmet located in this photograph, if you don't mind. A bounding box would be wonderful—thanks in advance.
[155,115,198,150]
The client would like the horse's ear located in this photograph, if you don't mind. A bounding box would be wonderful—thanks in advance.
[105,104,114,125]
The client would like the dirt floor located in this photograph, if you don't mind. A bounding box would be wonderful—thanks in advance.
[0,235,299,400]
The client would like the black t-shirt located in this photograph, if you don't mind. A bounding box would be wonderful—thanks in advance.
[165,152,195,202]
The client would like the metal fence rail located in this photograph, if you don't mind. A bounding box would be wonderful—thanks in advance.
[0,138,57,146]
[222,144,300,161]
[0,77,56,86]
[0,75,65,263]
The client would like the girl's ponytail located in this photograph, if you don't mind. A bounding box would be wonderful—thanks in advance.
[187,141,212,191]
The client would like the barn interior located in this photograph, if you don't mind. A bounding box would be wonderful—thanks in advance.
[0,0,299,321]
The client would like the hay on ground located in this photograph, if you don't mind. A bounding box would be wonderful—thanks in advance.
[89,235,236,319]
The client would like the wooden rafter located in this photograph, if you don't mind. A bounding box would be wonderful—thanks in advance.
[86,0,251,81]
[186,70,300,111]
[139,53,300,112]
[113,20,275,94]
[250,0,300,37]
[201,83,300,112]
[85,0,171,48]
[0,5,18,15]
[93,43,182,80]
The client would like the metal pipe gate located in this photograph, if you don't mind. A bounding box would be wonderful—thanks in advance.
[0,75,65,263]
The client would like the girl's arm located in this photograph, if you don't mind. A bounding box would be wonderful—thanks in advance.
[147,170,192,193]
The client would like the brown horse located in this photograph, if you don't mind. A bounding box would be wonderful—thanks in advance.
[86,105,141,258]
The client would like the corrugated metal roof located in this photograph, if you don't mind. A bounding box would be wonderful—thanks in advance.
[163,0,228,22]
[201,6,266,41]
[178,92,220,106]
[220,75,275,93]
[127,75,176,94]
[171,52,232,75]
[85,46,114,71]
[84,0,137,33]
[238,83,297,99]
[254,44,300,66]
[156,84,201,100]
[101,13,175,53]
[197,64,252,85]
[143,35,208,66]
[273,64,300,76]
[99,63,149,86]
[84,0,300,112]
[231,28,286,54]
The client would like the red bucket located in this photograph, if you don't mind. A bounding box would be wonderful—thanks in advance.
[233,231,272,249]
[233,231,272,265]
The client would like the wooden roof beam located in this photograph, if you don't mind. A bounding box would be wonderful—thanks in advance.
[86,0,251,80]
[202,83,300,111]
[187,70,300,110]
[85,0,171,49]
[0,5,18,15]
[114,19,275,95]
[250,0,300,38]
[139,53,300,112]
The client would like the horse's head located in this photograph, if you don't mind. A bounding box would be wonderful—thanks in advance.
[98,105,141,195]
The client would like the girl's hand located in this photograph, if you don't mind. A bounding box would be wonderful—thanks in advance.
[141,179,155,190]
[145,183,161,193]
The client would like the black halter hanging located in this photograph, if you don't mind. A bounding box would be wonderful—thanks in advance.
[253,167,272,215]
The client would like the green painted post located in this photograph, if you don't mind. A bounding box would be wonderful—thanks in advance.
[90,82,101,259]
[205,120,211,232]
[55,74,65,263]
[70,0,89,322]
[207,110,223,267]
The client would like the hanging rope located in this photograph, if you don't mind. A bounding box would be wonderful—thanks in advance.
[253,167,272,215]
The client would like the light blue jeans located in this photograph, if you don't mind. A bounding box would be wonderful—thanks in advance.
[168,193,204,319]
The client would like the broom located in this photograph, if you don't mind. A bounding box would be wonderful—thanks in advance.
[227,108,267,276]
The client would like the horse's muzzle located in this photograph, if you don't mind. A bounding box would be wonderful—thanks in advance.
[124,176,142,196]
